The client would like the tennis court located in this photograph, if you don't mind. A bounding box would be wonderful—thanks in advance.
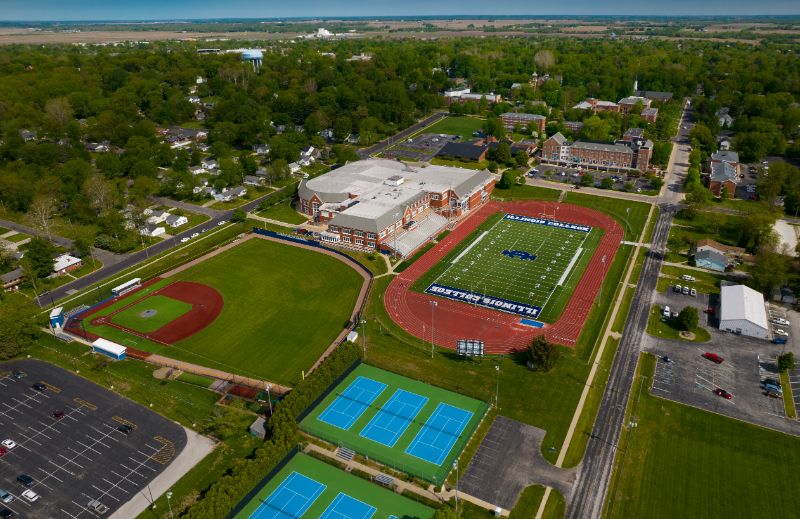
[252,472,326,519]
[232,453,433,519]
[299,364,488,483]
[318,376,387,430]
[406,403,473,465]
[359,389,428,447]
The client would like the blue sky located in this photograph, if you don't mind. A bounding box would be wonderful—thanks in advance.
[2,0,799,21]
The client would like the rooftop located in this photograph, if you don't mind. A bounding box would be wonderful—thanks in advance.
[720,284,768,330]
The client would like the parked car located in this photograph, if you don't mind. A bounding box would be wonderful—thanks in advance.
[217,220,227,226]
[190,232,199,238]
[775,329,789,337]
[21,490,38,503]
[690,288,697,297]
[116,424,133,435]
[180,237,190,243]
[714,388,733,399]
[681,274,696,282]
[773,317,790,326]
[681,286,689,295]
[0,489,12,503]
[0,506,13,518]
[31,382,46,391]
[88,499,109,514]
[1,440,16,450]
[16,475,32,487]
[703,352,724,364]
[0,448,6,458]
[765,388,782,398]
[53,410,64,419]
[662,305,671,318]
[763,382,782,394]
[674,284,682,293]
[11,371,25,380]
[705,307,715,315]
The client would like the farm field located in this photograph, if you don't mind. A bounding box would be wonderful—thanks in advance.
[82,238,364,385]
[232,453,433,519]
[299,364,488,484]
[607,354,800,519]
[414,212,602,322]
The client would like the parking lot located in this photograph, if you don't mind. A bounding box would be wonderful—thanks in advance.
[0,360,186,518]
[384,132,459,161]
[532,163,656,193]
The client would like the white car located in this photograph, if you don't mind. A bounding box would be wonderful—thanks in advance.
[190,232,199,238]
[775,329,789,337]
[681,274,696,282]
[180,237,190,243]
[217,220,226,226]
[22,489,38,502]
[1,439,16,449]
[774,317,790,326]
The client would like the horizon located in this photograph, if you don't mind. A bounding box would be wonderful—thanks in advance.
[2,1,800,22]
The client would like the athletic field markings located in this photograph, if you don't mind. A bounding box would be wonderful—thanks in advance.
[318,377,387,431]
[359,389,428,448]
[405,403,473,465]
[319,493,377,519]
[251,471,325,519]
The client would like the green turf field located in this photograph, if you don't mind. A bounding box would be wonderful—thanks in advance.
[423,116,485,140]
[414,212,602,322]
[110,295,193,333]
[299,364,489,484]
[84,238,363,385]
[607,354,800,518]
[233,453,433,519]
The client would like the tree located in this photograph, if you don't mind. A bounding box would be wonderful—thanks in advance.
[580,173,594,186]
[600,177,614,189]
[83,173,115,215]
[73,237,91,259]
[45,97,74,129]
[231,208,246,222]
[23,237,57,279]
[497,170,517,189]
[495,142,512,164]
[431,506,458,519]
[778,352,795,373]
[527,335,560,372]
[676,306,699,331]
[515,150,529,168]
[0,298,39,360]
[27,195,57,241]
[331,145,359,165]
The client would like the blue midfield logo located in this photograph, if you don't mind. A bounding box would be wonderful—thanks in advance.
[501,249,537,262]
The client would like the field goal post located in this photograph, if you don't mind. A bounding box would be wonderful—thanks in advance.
[540,205,558,220]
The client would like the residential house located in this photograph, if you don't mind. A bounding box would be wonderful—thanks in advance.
[511,140,538,156]
[718,138,732,151]
[694,248,728,272]
[187,95,201,104]
[52,254,82,276]
[436,141,489,162]
[288,162,302,175]
[214,186,247,202]
[190,165,206,175]
[695,238,745,260]
[19,129,37,142]
[716,108,734,128]
[193,186,217,197]
[146,210,170,225]
[140,224,165,237]
[85,141,110,152]
[164,214,188,228]
[254,144,270,155]
[1,267,24,292]
[202,159,218,171]
[623,128,645,141]
[255,167,269,177]
[244,175,264,187]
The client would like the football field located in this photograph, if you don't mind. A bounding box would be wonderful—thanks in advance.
[418,213,603,322]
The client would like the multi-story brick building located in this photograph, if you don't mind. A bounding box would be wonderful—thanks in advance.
[573,98,620,113]
[499,112,547,133]
[443,88,502,107]
[298,159,495,257]
[618,95,653,114]
[541,132,652,172]
[709,150,740,198]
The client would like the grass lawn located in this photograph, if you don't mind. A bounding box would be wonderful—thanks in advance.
[233,453,433,519]
[257,198,307,224]
[658,265,724,295]
[423,116,485,140]
[0,226,9,234]
[646,305,711,342]
[111,294,193,333]
[493,183,561,201]
[780,371,796,419]
[171,213,210,234]
[607,353,800,519]
[85,238,364,385]
[299,364,488,484]
[6,232,30,243]
[563,192,651,242]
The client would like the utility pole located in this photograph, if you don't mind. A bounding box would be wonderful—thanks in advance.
[495,365,500,408]
[598,255,607,303]
[266,384,273,416]
[166,491,174,519]
[453,459,460,514]
[360,318,367,359]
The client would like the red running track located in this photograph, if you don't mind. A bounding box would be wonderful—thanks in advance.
[384,200,623,354]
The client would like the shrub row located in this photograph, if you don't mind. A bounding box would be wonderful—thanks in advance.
[182,341,361,518]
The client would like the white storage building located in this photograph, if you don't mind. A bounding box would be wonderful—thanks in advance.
[91,338,127,360]
[719,284,769,339]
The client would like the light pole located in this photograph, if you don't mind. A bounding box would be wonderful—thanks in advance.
[598,255,607,304]
[453,459,459,514]
[360,319,367,359]
[495,365,500,409]
[266,384,273,416]
[625,206,631,238]
[429,301,438,358]
[166,491,174,519]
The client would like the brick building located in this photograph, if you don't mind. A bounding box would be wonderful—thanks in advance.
[573,98,620,113]
[499,112,547,133]
[298,159,495,257]
[541,132,652,172]
[709,151,740,198]
[443,88,502,107]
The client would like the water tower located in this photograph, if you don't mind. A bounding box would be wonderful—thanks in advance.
[242,49,263,72]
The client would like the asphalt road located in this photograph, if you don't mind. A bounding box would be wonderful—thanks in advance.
[567,204,675,518]
[40,187,288,306]
[358,111,448,158]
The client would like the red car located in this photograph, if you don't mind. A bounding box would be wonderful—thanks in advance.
[714,388,733,399]
[703,352,724,364]
[705,307,715,315]
[0,446,7,457]
[53,410,64,420]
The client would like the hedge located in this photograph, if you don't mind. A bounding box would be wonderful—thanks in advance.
[181,341,361,518]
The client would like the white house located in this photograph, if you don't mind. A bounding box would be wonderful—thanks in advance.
[288,162,302,174]
[140,225,165,237]
[202,159,218,171]
[214,186,247,202]
[719,284,769,339]
[146,210,170,225]
[190,165,206,175]
[165,214,188,228]
[254,144,271,155]
[243,175,263,187]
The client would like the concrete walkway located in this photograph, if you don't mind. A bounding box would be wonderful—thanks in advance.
[248,212,297,228]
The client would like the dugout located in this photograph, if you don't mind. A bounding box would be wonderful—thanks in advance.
[91,338,127,360]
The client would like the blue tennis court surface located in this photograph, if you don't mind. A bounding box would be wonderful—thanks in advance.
[319,493,377,519]
[405,403,474,465]
[359,389,428,447]
[250,472,325,519]
[318,376,387,430]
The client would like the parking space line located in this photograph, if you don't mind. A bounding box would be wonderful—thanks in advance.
[74,398,98,411]
[41,381,62,393]
[58,453,85,470]
[112,416,138,429]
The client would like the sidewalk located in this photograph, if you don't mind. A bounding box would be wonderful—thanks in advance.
[248,212,297,228]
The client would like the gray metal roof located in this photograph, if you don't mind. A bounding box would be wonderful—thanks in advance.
[710,161,737,183]
[548,132,568,145]
[696,248,727,266]
[1,267,23,283]
[572,140,633,155]
[500,112,546,121]
[711,150,739,164]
